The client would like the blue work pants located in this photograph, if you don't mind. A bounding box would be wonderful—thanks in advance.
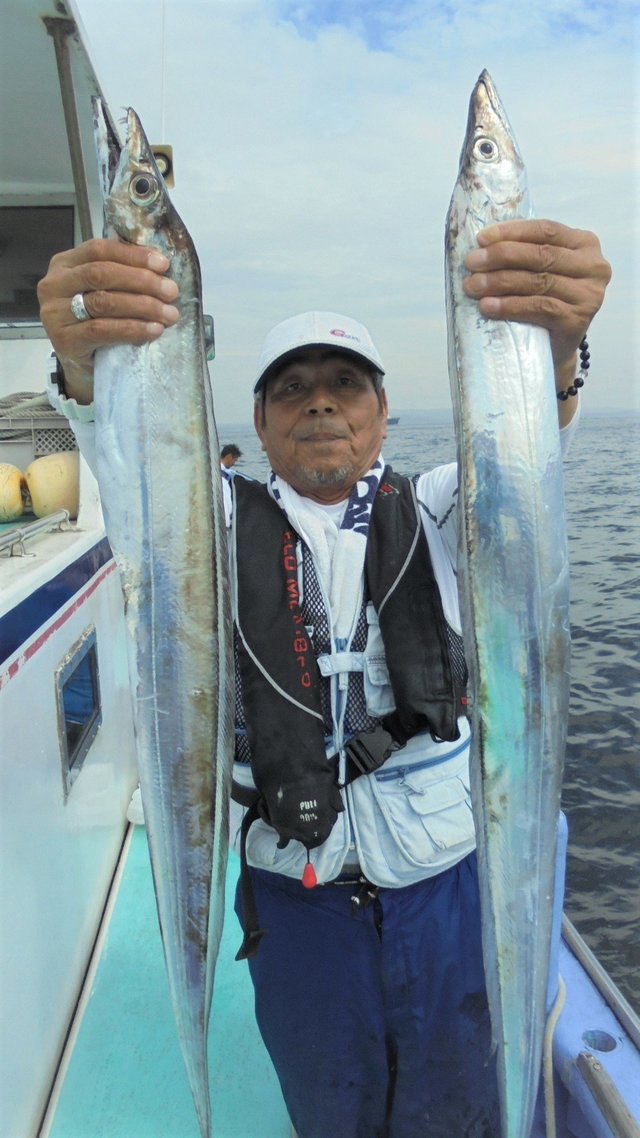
[235,852,499,1138]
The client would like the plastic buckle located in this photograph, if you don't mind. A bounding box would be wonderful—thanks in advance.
[345,725,396,778]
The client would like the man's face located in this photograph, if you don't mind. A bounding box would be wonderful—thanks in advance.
[254,348,388,503]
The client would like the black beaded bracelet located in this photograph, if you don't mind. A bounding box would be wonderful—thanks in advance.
[557,337,590,401]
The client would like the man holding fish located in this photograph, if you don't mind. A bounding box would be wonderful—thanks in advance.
[39,114,609,1138]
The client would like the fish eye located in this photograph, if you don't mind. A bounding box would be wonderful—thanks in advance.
[129,174,160,205]
[473,137,499,162]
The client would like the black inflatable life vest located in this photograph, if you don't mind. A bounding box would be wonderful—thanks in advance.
[231,467,465,853]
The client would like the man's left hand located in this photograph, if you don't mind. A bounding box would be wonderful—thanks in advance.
[463,219,612,378]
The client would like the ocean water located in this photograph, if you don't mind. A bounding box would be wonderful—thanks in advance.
[219,411,640,1010]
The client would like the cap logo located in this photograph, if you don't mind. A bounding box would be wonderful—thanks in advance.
[329,328,361,344]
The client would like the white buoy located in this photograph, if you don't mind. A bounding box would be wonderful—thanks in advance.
[0,462,26,522]
[25,452,80,520]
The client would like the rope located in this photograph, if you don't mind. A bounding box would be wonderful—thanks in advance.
[543,974,567,1138]
[0,392,56,444]
[0,391,50,417]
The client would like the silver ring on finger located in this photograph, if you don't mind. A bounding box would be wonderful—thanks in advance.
[70,292,92,322]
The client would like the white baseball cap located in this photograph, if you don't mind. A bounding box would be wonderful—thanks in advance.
[254,311,385,394]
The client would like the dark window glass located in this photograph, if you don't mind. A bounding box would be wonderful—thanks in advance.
[62,649,99,767]
[56,628,102,798]
[0,206,74,322]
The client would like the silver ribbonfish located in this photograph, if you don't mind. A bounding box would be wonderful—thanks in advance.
[92,100,234,1138]
[445,72,571,1138]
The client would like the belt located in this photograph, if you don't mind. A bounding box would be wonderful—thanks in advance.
[319,872,380,913]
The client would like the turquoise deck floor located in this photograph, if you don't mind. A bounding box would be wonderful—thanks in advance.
[48,828,290,1138]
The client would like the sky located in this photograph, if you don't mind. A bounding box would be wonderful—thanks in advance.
[73,0,639,424]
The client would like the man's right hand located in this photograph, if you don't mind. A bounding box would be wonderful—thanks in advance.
[37,238,180,403]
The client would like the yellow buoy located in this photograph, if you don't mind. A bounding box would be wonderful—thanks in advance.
[25,451,80,520]
[0,462,26,522]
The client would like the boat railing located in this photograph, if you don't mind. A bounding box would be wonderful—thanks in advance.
[562,915,640,1052]
[0,510,71,556]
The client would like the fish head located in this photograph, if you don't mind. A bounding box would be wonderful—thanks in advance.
[92,100,186,254]
[450,70,531,238]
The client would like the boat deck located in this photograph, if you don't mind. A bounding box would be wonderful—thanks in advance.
[40,824,640,1138]
[43,827,290,1138]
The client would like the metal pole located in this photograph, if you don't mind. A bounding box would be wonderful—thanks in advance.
[43,18,94,242]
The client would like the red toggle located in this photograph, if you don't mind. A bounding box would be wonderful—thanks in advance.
[302,861,318,889]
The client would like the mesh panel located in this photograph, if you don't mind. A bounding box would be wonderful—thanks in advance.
[301,548,377,738]
[34,427,77,456]
[344,598,378,736]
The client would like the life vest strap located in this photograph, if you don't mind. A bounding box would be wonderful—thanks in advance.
[235,800,268,961]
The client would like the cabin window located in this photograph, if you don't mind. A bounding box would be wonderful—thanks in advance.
[56,627,102,800]
[0,205,74,325]
[203,314,215,360]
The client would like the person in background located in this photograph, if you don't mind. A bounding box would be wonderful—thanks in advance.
[220,443,242,470]
[38,218,611,1137]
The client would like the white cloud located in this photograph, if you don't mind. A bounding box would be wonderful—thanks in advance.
[76,0,638,421]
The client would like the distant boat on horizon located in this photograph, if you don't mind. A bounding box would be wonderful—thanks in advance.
[388,416,399,425]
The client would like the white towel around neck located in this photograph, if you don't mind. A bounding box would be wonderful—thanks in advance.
[269,457,384,643]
